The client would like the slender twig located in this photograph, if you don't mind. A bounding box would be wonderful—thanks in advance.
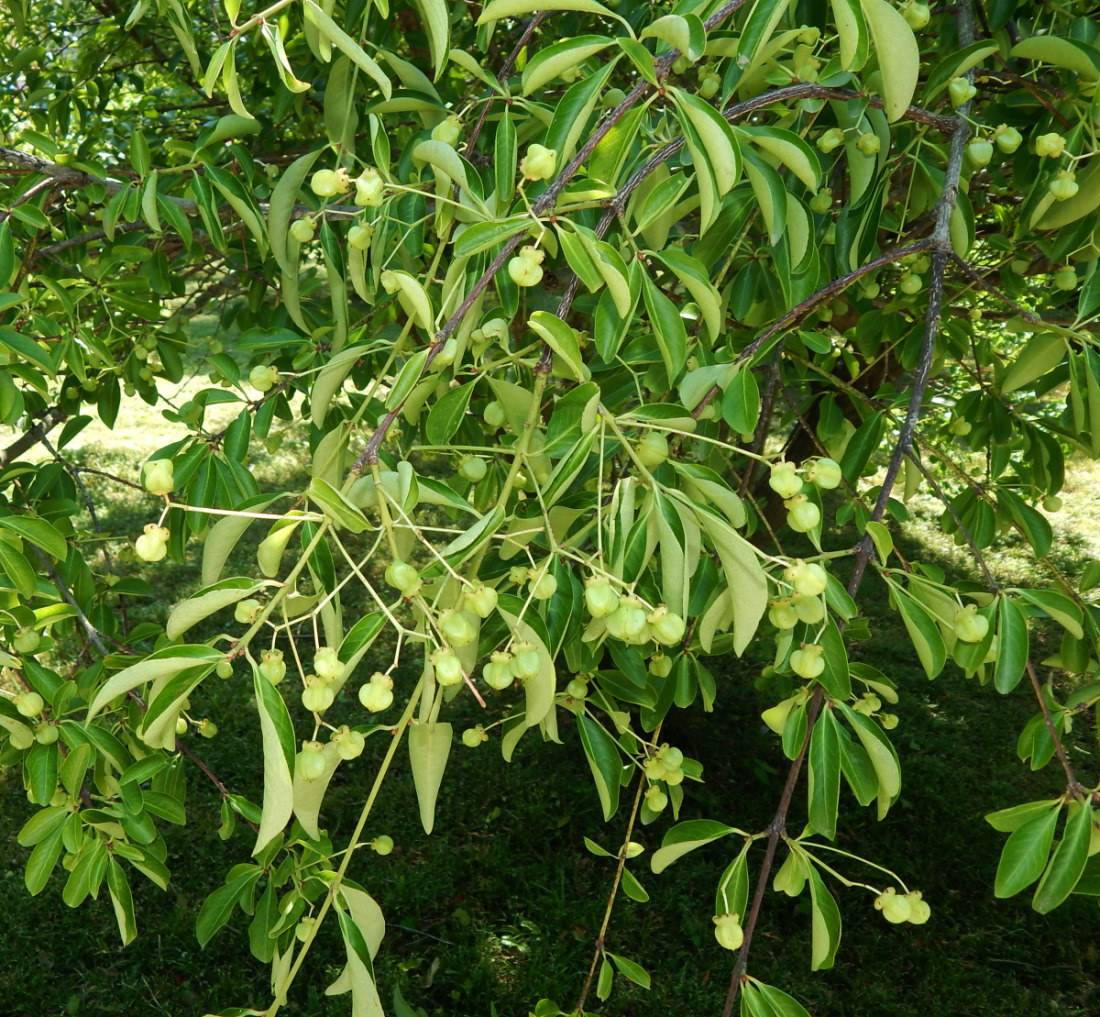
[722,7,978,1011]
[28,545,113,655]
[0,406,66,467]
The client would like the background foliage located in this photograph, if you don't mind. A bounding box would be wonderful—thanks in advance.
[3,0,1100,1014]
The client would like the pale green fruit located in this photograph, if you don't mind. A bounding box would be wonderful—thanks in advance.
[431,647,464,686]
[462,725,488,748]
[648,653,673,677]
[438,609,477,648]
[529,571,558,600]
[134,523,169,561]
[519,144,556,181]
[649,607,686,646]
[13,627,40,654]
[302,676,336,713]
[874,887,912,924]
[712,914,744,951]
[785,560,827,597]
[762,697,796,735]
[289,217,316,243]
[198,718,218,739]
[953,604,989,642]
[260,650,286,684]
[785,496,821,533]
[311,168,349,197]
[792,594,825,625]
[296,742,327,781]
[645,786,668,812]
[354,169,385,207]
[142,459,175,495]
[1034,132,1066,158]
[216,660,234,679]
[769,599,799,630]
[358,679,394,712]
[35,722,59,744]
[332,725,365,760]
[313,647,345,681]
[175,716,189,735]
[769,461,803,499]
[384,560,420,595]
[605,597,649,642]
[904,890,931,924]
[511,641,542,679]
[790,643,825,679]
[636,431,669,468]
[483,652,515,690]
[584,577,620,618]
[565,678,588,698]
[295,917,317,943]
[459,456,487,483]
[234,599,262,624]
[463,585,498,619]
[805,458,842,489]
[371,835,394,855]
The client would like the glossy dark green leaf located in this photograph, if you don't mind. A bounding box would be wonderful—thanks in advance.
[994,803,1060,898]
[1033,801,1093,913]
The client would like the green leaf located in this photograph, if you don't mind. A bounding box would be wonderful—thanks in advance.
[1013,588,1084,640]
[544,56,621,170]
[252,671,295,854]
[411,0,449,79]
[528,311,588,382]
[87,646,222,720]
[715,841,751,919]
[308,478,371,533]
[0,515,67,559]
[576,714,623,821]
[649,249,724,342]
[303,0,392,98]
[596,957,614,1000]
[651,819,738,874]
[807,865,841,970]
[165,577,272,641]
[641,270,687,385]
[607,952,651,990]
[522,35,613,95]
[860,0,920,121]
[1033,801,1093,913]
[754,981,813,1017]
[426,382,474,445]
[831,0,868,70]
[892,585,947,680]
[106,858,138,945]
[24,822,65,895]
[1001,333,1065,394]
[196,868,262,948]
[808,707,841,839]
[994,595,1030,694]
[994,803,1060,898]
[409,720,453,835]
[477,0,629,31]
[839,705,900,819]
[620,867,649,902]
[986,797,1063,833]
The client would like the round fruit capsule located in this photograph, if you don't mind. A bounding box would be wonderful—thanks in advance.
[14,691,44,717]
[947,76,976,107]
[483,652,515,690]
[1054,268,1077,292]
[712,913,744,951]
[904,890,931,924]
[459,456,487,483]
[953,603,989,642]
[648,607,686,645]
[805,457,841,489]
[790,643,825,679]
[289,217,316,244]
[302,676,336,713]
[785,560,828,597]
[384,560,420,595]
[142,458,175,496]
[769,461,803,499]
[438,609,477,648]
[13,627,40,654]
[785,495,821,533]
[768,598,799,630]
[260,650,287,685]
[371,835,394,855]
[519,144,557,181]
[463,585,499,619]
[1049,171,1079,201]
[462,725,488,748]
[967,140,993,167]
[636,431,669,468]
[584,577,620,618]
[874,887,912,924]
[430,648,464,686]
[332,725,366,760]
[994,125,1022,153]
[511,641,542,680]
[313,647,345,681]
[816,128,844,153]
[134,523,170,562]
[529,571,558,600]
[856,132,880,155]
[1034,132,1066,158]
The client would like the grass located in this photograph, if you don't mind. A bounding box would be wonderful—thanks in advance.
[3,335,1100,1016]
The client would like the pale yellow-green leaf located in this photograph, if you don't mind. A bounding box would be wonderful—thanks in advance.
[860,0,919,121]
[303,0,392,98]
[292,741,341,840]
[87,652,220,720]
[1001,333,1066,394]
[408,720,452,834]
[253,697,294,855]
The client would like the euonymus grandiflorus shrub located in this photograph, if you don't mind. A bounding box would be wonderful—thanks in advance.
[2,0,1100,1013]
